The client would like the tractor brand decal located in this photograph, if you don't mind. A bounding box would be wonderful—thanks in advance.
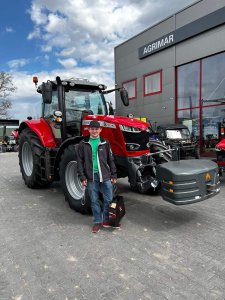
[104,122,116,129]
[82,120,116,129]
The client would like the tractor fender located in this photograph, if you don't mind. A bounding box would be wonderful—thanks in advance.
[18,119,56,147]
[54,136,84,177]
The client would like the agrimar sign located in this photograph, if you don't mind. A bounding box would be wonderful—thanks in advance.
[139,6,225,59]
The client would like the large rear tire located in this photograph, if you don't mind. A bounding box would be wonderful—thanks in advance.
[19,128,51,188]
[59,144,91,214]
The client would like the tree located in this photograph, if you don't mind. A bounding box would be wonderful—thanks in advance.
[0,72,16,119]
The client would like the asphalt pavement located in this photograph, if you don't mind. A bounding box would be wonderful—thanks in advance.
[0,152,225,300]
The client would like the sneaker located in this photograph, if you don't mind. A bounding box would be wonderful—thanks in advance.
[92,223,101,233]
[113,223,121,229]
[102,221,110,228]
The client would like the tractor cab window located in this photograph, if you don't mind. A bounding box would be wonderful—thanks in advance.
[43,90,61,139]
[65,90,106,116]
[44,90,58,118]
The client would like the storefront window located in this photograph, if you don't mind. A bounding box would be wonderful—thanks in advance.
[202,52,225,104]
[177,109,199,139]
[176,53,225,155]
[177,61,200,109]
[122,79,137,100]
[144,70,162,96]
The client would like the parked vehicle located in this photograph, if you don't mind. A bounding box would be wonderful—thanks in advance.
[215,139,225,176]
[18,76,219,213]
[156,124,200,159]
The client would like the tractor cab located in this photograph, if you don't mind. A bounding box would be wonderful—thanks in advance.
[34,76,128,142]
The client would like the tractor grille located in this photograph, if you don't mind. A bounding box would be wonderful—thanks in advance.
[122,131,149,151]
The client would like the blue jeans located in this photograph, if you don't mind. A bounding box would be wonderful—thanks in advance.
[87,173,113,224]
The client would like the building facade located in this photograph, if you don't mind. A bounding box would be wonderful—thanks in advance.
[114,0,225,155]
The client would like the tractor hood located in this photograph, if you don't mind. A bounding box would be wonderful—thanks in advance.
[84,115,150,131]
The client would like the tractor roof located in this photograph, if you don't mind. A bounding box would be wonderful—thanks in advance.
[38,77,106,91]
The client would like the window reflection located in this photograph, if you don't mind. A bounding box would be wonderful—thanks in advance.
[202,52,225,104]
[177,62,200,109]
[177,109,199,139]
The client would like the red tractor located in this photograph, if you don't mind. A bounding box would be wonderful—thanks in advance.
[18,76,160,213]
[18,76,220,213]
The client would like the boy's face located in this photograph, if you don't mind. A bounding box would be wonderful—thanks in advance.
[88,127,102,139]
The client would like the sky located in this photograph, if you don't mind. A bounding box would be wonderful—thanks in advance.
[0,0,196,121]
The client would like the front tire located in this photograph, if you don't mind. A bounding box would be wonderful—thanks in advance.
[19,128,50,188]
[59,144,91,214]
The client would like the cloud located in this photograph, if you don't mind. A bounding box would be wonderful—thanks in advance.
[57,58,77,69]
[7,59,30,70]
[27,0,195,69]
[5,27,14,33]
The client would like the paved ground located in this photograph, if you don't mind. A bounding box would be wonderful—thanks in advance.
[0,152,225,300]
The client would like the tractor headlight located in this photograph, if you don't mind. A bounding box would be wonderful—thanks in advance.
[126,143,140,151]
[119,125,141,132]
[215,146,222,151]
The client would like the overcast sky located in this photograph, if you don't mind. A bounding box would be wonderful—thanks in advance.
[0,0,196,121]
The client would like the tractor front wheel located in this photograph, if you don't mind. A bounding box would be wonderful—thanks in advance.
[59,144,91,214]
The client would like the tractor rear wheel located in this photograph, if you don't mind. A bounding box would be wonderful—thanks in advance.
[59,144,91,214]
[19,128,50,188]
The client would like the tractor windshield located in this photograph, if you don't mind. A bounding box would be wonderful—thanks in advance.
[65,90,107,115]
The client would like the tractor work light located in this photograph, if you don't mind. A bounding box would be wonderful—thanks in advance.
[54,110,62,117]
[98,84,107,90]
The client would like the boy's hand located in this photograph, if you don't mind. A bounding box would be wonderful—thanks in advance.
[82,179,87,187]
[111,178,117,184]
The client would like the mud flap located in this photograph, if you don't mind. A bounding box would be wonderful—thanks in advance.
[156,159,220,205]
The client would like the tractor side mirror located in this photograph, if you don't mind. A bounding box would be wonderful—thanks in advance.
[120,88,129,106]
[42,81,52,104]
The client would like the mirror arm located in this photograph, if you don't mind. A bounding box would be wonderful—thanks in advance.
[103,87,123,94]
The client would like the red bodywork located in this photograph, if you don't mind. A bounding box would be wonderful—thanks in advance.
[19,118,57,148]
[216,139,225,167]
[82,115,150,157]
[19,115,150,158]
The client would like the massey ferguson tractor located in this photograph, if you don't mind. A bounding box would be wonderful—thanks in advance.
[18,76,220,213]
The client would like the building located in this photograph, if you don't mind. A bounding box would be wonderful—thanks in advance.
[114,0,225,155]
